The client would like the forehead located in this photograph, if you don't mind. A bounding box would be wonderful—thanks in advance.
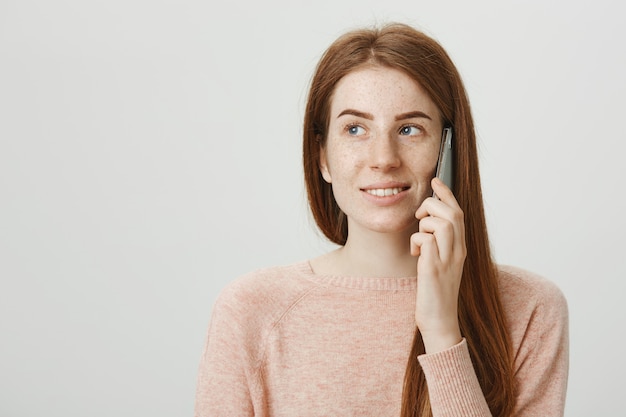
[329,66,440,119]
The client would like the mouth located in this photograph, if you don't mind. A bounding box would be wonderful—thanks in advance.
[361,186,410,197]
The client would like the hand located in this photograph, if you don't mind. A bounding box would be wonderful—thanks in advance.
[410,177,466,353]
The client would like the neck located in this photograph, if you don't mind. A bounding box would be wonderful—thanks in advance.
[331,223,419,278]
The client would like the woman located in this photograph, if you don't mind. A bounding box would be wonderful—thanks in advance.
[195,23,568,417]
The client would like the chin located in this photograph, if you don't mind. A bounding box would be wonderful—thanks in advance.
[359,217,419,235]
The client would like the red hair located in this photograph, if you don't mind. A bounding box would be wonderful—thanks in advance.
[303,23,515,417]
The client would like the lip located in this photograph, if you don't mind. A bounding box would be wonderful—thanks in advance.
[360,182,411,206]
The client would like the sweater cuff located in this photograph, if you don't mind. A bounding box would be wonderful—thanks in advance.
[417,338,491,417]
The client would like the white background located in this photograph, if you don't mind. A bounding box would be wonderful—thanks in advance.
[1,0,624,416]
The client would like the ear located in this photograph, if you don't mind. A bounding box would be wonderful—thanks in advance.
[319,146,332,183]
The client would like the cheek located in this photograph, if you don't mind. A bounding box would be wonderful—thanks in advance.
[325,144,362,177]
[409,146,440,179]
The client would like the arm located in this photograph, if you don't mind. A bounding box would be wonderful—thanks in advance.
[411,178,491,416]
[411,177,465,354]
[510,282,569,416]
[194,289,256,417]
[415,266,569,417]
[418,339,493,417]
[410,180,569,416]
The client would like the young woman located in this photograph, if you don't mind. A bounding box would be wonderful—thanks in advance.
[194,23,568,417]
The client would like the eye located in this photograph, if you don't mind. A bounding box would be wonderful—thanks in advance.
[346,124,366,136]
[399,125,422,136]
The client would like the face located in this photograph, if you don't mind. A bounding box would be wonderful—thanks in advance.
[319,66,443,236]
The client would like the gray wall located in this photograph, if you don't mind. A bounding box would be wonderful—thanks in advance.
[1,0,624,415]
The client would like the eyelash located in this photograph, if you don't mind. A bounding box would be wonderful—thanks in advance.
[345,123,365,135]
[399,124,423,135]
[342,123,425,137]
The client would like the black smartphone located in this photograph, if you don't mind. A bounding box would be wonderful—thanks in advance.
[433,127,453,198]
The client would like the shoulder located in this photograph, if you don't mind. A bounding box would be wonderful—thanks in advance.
[216,261,318,309]
[498,265,566,305]
[496,265,567,313]
[495,265,569,347]
[213,261,319,319]
[209,261,320,351]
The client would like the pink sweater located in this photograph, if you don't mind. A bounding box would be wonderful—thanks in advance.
[194,262,568,416]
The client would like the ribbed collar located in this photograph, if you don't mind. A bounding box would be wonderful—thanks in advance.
[293,260,417,291]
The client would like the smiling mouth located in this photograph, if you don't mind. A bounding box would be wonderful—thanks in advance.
[363,187,410,197]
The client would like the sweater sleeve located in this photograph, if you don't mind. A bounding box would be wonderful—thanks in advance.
[418,274,569,417]
[194,287,257,417]
[418,339,492,417]
[510,280,569,416]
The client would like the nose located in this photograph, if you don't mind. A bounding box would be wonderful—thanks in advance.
[369,134,401,171]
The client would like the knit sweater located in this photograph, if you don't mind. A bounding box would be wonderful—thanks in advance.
[194,262,568,417]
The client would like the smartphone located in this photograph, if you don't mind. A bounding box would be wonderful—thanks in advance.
[433,127,453,199]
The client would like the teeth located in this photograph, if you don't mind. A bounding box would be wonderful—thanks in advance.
[366,187,403,197]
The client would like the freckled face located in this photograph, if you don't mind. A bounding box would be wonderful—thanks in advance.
[319,66,443,236]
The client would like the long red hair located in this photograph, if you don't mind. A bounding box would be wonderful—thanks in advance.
[303,23,515,417]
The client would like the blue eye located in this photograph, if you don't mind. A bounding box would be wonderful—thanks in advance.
[400,125,421,135]
[347,125,365,135]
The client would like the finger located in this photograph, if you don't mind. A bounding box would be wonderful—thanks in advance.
[415,179,459,220]
[415,208,466,265]
[431,177,459,207]
[415,196,435,220]
[415,194,458,224]
[417,216,455,261]
[410,231,440,262]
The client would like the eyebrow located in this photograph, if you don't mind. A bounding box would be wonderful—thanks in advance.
[336,109,432,121]
[395,111,432,121]
[337,109,374,120]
